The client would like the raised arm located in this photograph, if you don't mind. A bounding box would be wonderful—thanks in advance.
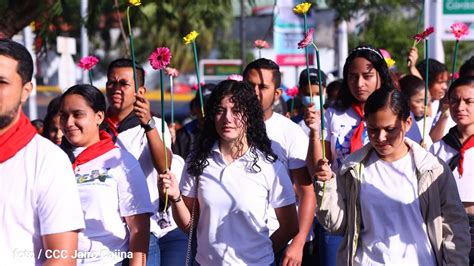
[134,92,172,173]
[304,104,332,176]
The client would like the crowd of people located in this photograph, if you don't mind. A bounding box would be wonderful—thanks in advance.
[1,37,473,266]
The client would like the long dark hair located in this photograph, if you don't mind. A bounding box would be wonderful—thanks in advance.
[187,80,277,177]
[335,45,395,110]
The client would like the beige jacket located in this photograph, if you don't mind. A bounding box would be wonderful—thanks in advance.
[315,138,470,266]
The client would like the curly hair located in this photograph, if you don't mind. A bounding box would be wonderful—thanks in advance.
[335,45,395,110]
[187,80,277,177]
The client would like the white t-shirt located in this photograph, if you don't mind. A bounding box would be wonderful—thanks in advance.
[323,107,369,171]
[406,112,433,149]
[0,135,85,265]
[115,116,172,237]
[265,113,309,235]
[430,140,474,202]
[180,143,296,265]
[74,147,154,265]
[265,112,309,171]
[156,154,185,237]
[355,151,436,266]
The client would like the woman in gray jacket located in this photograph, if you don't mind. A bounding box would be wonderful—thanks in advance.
[307,88,470,265]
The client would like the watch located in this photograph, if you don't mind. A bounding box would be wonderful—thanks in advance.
[142,118,156,132]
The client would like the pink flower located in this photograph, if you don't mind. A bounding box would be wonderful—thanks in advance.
[254,39,269,49]
[450,22,469,40]
[192,82,205,91]
[298,28,314,49]
[450,72,460,80]
[414,26,435,44]
[149,47,172,70]
[227,74,243,81]
[286,86,299,98]
[165,67,179,77]
[78,56,99,71]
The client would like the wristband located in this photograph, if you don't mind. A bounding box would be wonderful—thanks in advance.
[170,192,182,203]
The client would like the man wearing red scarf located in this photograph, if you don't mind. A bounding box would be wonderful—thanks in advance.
[0,39,84,265]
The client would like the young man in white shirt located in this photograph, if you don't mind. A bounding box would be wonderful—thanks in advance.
[0,39,85,265]
[105,59,172,266]
[243,58,316,266]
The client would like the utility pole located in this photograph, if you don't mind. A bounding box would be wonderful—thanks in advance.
[240,0,246,69]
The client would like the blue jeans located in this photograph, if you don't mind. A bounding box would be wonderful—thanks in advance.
[158,228,188,266]
[147,233,161,266]
[314,221,342,266]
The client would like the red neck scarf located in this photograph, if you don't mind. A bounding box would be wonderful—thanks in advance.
[0,112,37,163]
[72,130,117,171]
[350,103,365,154]
[459,134,474,176]
[104,116,119,137]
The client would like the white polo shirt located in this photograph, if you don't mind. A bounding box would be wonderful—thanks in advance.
[0,134,85,265]
[430,140,474,202]
[323,107,369,170]
[265,112,309,236]
[180,143,296,265]
[115,116,172,237]
[74,147,154,265]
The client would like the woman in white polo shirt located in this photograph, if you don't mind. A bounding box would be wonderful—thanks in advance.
[59,84,154,265]
[430,76,474,264]
[159,80,299,265]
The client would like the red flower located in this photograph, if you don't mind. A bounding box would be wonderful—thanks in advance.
[149,47,171,70]
[298,28,314,49]
[254,39,269,49]
[286,86,299,98]
[165,67,179,77]
[450,22,469,40]
[78,56,99,71]
[414,26,435,44]
[227,74,243,81]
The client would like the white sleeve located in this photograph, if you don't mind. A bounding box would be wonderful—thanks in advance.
[179,163,197,199]
[323,107,333,142]
[153,116,172,148]
[269,162,296,208]
[286,124,309,170]
[117,152,154,217]
[37,152,85,235]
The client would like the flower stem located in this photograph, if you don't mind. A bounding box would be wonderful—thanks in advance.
[303,14,312,101]
[88,70,93,86]
[451,40,459,84]
[422,39,429,141]
[192,41,205,117]
[127,6,139,94]
[315,49,326,159]
[160,69,169,211]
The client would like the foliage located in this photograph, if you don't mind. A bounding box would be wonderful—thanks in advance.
[348,10,417,73]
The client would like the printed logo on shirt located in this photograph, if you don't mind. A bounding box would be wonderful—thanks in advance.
[76,168,111,184]
[334,125,368,167]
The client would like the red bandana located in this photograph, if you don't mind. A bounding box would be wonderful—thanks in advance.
[459,134,474,176]
[72,130,117,171]
[350,103,365,154]
[0,112,37,163]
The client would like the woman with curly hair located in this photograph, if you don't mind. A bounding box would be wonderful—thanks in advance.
[158,80,298,265]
